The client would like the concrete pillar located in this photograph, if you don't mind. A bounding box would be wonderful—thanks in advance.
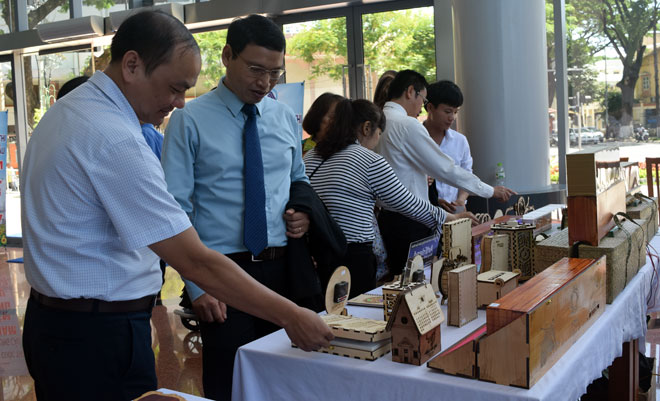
[452,0,550,192]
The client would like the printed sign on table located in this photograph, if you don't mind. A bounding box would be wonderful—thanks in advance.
[407,235,440,269]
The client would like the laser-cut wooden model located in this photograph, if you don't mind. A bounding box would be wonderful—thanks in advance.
[477,270,519,308]
[442,218,472,263]
[382,255,425,320]
[480,234,509,273]
[492,219,535,280]
[387,283,444,365]
[428,257,606,388]
[447,264,477,327]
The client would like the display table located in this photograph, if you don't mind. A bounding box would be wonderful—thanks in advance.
[232,235,660,401]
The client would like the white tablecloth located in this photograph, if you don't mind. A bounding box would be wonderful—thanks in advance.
[232,235,660,401]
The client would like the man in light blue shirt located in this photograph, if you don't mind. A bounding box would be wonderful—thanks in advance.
[162,14,310,401]
[21,11,331,401]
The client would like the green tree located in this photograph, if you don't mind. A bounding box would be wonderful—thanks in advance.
[599,0,660,136]
[287,9,436,87]
[193,30,227,89]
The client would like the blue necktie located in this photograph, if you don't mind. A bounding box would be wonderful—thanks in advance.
[242,104,268,256]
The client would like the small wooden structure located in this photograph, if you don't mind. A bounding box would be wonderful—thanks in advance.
[428,257,606,388]
[382,255,424,320]
[387,283,444,366]
[447,264,477,327]
[566,146,626,246]
[298,266,392,361]
[477,270,520,308]
[491,219,535,280]
[442,218,472,263]
[480,234,509,273]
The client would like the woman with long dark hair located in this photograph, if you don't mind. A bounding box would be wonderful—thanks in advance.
[304,99,475,297]
[301,92,344,155]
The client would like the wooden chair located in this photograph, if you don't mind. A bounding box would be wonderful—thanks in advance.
[646,157,660,197]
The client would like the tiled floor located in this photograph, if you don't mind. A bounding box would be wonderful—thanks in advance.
[0,247,205,400]
[3,245,660,400]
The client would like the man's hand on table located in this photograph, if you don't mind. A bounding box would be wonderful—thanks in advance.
[284,307,334,351]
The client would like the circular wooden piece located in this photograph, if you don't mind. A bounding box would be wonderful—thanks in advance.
[494,277,505,287]
[325,266,351,315]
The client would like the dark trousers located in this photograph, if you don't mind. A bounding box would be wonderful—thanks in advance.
[378,209,433,276]
[23,298,156,401]
[344,242,376,298]
[200,258,287,401]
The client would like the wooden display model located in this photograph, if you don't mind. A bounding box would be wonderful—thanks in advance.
[428,257,606,389]
[447,264,477,327]
[387,283,444,366]
[480,234,509,273]
[566,147,626,246]
[471,215,517,268]
[477,270,520,308]
[492,219,535,280]
[442,218,472,263]
[134,391,185,401]
[299,266,392,361]
[382,255,425,320]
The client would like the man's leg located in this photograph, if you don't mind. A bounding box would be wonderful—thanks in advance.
[200,259,287,401]
[23,298,156,401]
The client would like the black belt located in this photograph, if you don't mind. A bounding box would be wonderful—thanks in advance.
[226,246,286,263]
[30,288,156,313]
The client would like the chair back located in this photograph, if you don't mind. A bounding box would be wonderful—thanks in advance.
[646,157,660,197]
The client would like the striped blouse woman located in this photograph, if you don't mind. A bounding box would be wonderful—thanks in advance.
[304,98,473,297]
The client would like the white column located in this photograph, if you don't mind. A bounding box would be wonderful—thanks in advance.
[452,0,550,192]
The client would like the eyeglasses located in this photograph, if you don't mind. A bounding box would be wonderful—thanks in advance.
[416,91,429,107]
[238,54,286,81]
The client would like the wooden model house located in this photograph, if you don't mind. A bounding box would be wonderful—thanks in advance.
[387,283,444,366]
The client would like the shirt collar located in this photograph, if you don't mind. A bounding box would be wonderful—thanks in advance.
[88,71,140,130]
[383,101,407,116]
[216,77,264,118]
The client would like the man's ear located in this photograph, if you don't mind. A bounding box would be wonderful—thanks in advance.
[221,45,233,68]
[405,85,416,100]
[121,50,142,83]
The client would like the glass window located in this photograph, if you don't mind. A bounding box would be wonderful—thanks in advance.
[82,1,128,18]
[362,7,435,102]
[284,17,348,114]
[0,0,16,33]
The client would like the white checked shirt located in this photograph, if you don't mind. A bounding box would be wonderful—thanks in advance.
[21,71,191,301]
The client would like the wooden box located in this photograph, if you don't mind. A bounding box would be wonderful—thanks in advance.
[492,220,535,280]
[387,284,444,365]
[471,215,515,268]
[479,257,605,388]
[566,146,621,196]
[480,234,509,273]
[521,204,564,236]
[567,180,626,247]
[442,218,472,262]
[429,257,606,388]
[477,270,520,308]
[447,264,477,327]
[626,196,658,243]
[535,219,646,303]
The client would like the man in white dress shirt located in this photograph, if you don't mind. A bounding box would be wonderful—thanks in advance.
[424,80,473,213]
[375,70,515,275]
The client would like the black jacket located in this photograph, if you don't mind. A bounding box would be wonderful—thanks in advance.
[286,181,347,311]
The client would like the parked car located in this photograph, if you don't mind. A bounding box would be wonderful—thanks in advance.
[550,130,558,146]
[569,128,598,145]
[585,127,604,143]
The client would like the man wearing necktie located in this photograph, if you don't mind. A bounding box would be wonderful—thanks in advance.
[162,14,309,401]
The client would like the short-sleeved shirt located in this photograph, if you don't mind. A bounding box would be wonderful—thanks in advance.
[434,128,473,203]
[21,71,191,301]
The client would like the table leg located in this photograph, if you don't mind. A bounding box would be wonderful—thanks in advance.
[609,339,639,401]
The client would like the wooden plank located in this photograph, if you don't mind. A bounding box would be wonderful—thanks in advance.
[477,315,529,387]
[427,324,486,378]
